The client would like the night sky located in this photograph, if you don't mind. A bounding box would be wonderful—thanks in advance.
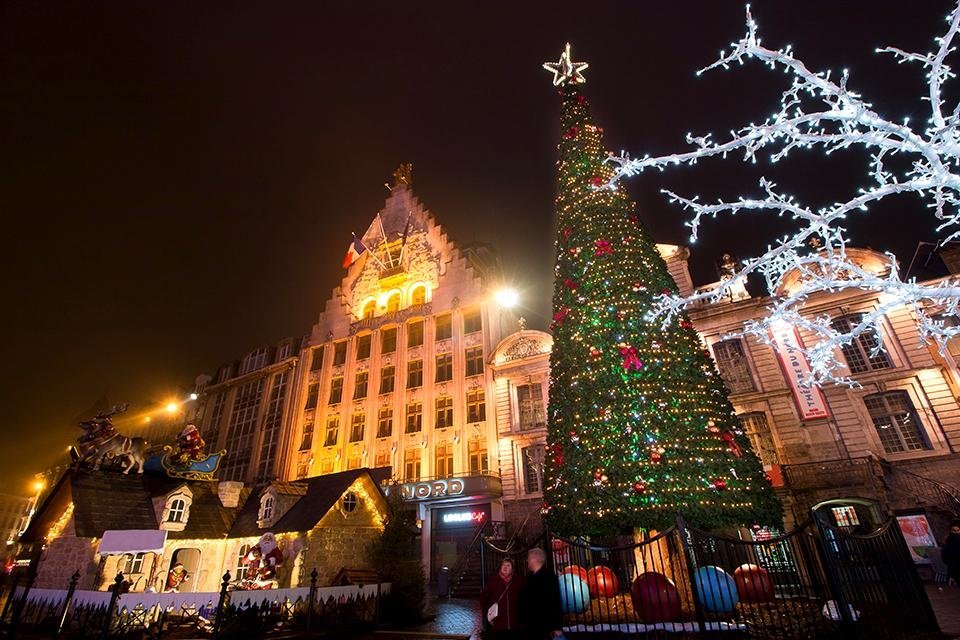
[1,1,950,492]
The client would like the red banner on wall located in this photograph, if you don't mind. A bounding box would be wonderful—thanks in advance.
[769,323,831,421]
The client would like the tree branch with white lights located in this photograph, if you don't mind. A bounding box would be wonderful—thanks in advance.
[608,3,960,384]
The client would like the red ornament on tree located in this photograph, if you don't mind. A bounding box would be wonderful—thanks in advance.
[661,288,672,295]
[590,175,606,188]
[595,239,613,255]
[619,344,643,372]
[633,481,647,493]
[650,451,663,463]
[713,479,727,490]
[631,282,646,292]
[562,125,579,140]
[721,431,743,458]
[577,94,588,104]
[589,346,602,359]
[551,307,570,329]
[562,226,574,242]
[679,319,693,330]
[564,277,579,290]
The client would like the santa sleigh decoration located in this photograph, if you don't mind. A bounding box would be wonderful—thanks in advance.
[143,425,225,481]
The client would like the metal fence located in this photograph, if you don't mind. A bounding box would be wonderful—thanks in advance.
[482,515,940,639]
[0,569,388,639]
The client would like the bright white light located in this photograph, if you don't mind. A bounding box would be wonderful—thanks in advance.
[494,288,519,309]
[165,402,179,414]
[189,393,198,401]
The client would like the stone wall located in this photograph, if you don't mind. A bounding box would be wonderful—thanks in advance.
[300,526,381,586]
[503,498,545,542]
[35,536,98,589]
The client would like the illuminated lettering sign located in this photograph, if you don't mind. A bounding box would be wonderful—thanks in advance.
[441,510,485,525]
[769,323,831,421]
[399,479,465,501]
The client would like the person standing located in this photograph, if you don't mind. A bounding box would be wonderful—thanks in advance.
[480,558,523,639]
[942,521,960,586]
[521,548,563,640]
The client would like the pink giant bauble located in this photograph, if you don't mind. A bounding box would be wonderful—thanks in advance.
[734,564,775,603]
[630,572,681,623]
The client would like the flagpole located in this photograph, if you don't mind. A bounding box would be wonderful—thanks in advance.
[397,211,413,265]
[354,232,389,270]
[376,214,394,267]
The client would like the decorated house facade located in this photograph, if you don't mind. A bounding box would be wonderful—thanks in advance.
[20,467,389,592]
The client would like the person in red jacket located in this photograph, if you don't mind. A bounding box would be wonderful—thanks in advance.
[480,558,523,639]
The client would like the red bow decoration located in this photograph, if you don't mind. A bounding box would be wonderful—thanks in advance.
[563,277,579,290]
[720,431,743,458]
[595,239,613,256]
[679,319,693,330]
[562,227,574,242]
[562,126,579,140]
[550,307,570,329]
[551,443,564,466]
[619,344,643,372]
[590,176,606,188]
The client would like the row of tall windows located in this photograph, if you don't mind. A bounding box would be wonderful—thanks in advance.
[399,437,490,481]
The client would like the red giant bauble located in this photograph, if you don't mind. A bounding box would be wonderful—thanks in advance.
[630,572,681,623]
[563,565,589,582]
[586,566,619,598]
[734,564,775,603]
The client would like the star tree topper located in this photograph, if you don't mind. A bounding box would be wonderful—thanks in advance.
[543,42,588,86]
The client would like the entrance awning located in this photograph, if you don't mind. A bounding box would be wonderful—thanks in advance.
[99,530,167,554]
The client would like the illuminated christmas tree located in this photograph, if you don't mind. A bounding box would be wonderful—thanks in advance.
[542,44,782,535]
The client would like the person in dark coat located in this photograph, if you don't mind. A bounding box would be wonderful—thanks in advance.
[943,521,960,586]
[520,548,563,640]
[480,558,523,639]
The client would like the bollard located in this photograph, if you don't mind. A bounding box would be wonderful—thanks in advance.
[99,572,124,640]
[305,568,318,636]
[56,570,81,636]
[210,571,231,640]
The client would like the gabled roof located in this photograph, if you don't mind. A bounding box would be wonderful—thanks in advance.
[20,469,251,543]
[229,467,390,538]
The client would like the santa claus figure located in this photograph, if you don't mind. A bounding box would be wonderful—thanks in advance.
[171,425,206,465]
[241,532,283,589]
[164,562,190,592]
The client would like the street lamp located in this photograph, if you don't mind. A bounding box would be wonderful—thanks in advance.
[165,402,179,414]
[494,287,519,309]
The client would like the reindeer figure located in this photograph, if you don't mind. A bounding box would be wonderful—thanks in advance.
[75,404,148,474]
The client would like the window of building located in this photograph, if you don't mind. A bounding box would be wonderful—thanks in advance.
[737,413,778,466]
[333,341,347,366]
[436,314,452,341]
[406,402,423,433]
[380,366,395,394]
[299,422,314,451]
[276,342,291,361]
[411,286,427,305]
[404,448,421,481]
[320,458,335,474]
[831,506,861,527]
[350,412,365,443]
[304,383,319,410]
[258,371,289,482]
[832,314,893,373]
[435,442,454,478]
[296,459,309,480]
[377,408,393,438]
[356,334,372,360]
[436,396,454,429]
[324,416,339,447]
[167,498,186,523]
[522,445,545,494]
[712,339,756,393]
[221,379,264,482]
[310,347,324,371]
[260,495,275,521]
[467,389,486,424]
[354,371,369,400]
[386,292,402,313]
[469,438,488,474]
[464,309,482,334]
[205,391,227,448]
[342,492,359,513]
[408,320,424,348]
[329,377,343,405]
[381,327,397,354]
[465,346,484,377]
[362,300,376,320]
[517,383,545,430]
[435,353,453,382]
[236,545,251,579]
[407,360,423,389]
[346,453,362,470]
[375,450,391,468]
[241,347,269,375]
[864,391,930,453]
[123,552,146,575]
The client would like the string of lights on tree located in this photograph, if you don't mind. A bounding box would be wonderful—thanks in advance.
[605,4,960,386]
[542,44,781,535]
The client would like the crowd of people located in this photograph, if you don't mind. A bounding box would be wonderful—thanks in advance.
[479,548,563,640]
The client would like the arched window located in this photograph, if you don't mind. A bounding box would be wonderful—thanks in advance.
[410,286,426,306]
[362,300,376,320]
[261,496,275,521]
[385,292,402,313]
[342,492,359,513]
[236,544,250,579]
[167,498,186,523]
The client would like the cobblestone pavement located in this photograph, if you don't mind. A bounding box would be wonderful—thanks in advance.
[927,584,960,638]
[413,597,480,636]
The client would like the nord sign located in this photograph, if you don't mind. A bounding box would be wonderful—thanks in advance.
[400,478,465,501]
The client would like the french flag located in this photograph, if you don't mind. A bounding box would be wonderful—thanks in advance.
[342,235,367,269]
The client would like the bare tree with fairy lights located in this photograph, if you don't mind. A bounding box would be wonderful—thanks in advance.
[608,4,960,385]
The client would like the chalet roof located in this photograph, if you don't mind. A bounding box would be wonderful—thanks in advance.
[229,467,390,538]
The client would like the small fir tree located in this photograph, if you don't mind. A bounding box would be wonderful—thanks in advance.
[542,44,782,536]
[371,483,426,623]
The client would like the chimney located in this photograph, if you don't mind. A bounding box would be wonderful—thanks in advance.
[217,481,244,508]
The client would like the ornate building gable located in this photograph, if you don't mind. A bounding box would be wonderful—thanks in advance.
[491,329,553,368]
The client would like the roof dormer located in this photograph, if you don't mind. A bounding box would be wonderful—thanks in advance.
[159,485,193,532]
